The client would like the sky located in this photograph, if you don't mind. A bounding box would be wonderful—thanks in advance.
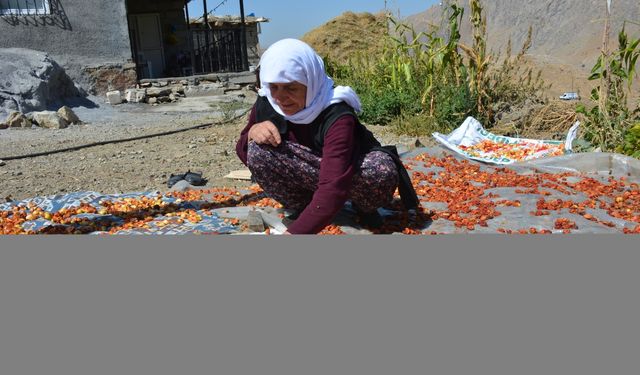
[187,0,440,48]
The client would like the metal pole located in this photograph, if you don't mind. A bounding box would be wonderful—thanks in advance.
[239,0,249,71]
[184,1,195,76]
[203,0,211,72]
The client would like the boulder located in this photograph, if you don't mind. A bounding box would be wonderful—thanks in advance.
[106,90,122,105]
[5,111,32,128]
[147,97,158,105]
[57,106,81,124]
[32,111,69,129]
[0,48,82,119]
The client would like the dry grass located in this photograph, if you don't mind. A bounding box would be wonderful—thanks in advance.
[492,101,579,140]
[301,11,388,64]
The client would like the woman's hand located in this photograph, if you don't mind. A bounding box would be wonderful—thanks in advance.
[248,121,282,147]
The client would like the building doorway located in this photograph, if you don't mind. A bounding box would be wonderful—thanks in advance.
[128,13,166,79]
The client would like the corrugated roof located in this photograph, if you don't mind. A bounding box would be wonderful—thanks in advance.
[189,15,269,25]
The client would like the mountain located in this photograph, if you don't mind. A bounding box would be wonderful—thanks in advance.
[405,0,640,97]
[299,2,639,99]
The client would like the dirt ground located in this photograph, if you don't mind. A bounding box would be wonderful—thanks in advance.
[0,93,420,202]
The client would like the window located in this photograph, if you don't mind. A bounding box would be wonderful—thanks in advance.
[0,0,50,16]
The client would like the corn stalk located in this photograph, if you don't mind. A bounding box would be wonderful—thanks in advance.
[459,0,491,117]
[578,15,640,152]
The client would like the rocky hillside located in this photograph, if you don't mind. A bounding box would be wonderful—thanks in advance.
[301,11,388,64]
[410,1,639,65]
[406,0,640,97]
[299,1,639,99]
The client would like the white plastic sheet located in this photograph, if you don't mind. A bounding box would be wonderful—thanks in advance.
[433,116,580,164]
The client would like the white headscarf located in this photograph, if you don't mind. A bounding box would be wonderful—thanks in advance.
[257,38,361,124]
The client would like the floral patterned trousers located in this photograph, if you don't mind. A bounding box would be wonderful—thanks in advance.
[247,141,398,213]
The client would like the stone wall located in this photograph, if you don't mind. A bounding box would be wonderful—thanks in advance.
[82,63,138,96]
[0,0,132,84]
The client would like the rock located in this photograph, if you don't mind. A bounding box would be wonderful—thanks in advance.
[0,123,7,130]
[152,81,169,87]
[32,111,69,129]
[0,160,5,166]
[246,210,265,232]
[147,97,158,105]
[146,87,172,97]
[125,89,147,103]
[169,93,177,101]
[223,83,242,91]
[0,48,83,118]
[171,86,185,95]
[140,82,152,88]
[169,180,198,192]
[5,111,32,128]
[57,106,81,124]
[184,83,225,97]
[106,90,122,105]
[157,96,172,104]
[229,73,259,85]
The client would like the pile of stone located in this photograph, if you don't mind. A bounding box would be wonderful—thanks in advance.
[105,76,248,106]
[0,106,81,130]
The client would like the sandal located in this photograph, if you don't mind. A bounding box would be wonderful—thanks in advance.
[184,170,207,186]
[167,173,186,188]
[167,170,208,188]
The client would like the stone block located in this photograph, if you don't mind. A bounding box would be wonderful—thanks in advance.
[125,89,146,103]
[184,83,225,97]
[106,90,122,105]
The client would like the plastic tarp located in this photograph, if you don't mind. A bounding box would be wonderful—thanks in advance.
[392,147,640,234]
[433,116,580,164]
[2,147,639,235]
[0,191,239,235]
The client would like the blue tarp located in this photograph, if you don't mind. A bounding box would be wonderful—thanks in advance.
[0,191,239,235]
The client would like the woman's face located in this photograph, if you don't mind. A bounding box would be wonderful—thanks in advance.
[269,81,307,115]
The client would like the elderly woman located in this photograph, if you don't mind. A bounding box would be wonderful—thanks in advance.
[236,39,418,234]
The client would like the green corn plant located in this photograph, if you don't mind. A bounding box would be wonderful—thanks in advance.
[459,0,491,117]
[618,122,640,157]
[578,22,640,153]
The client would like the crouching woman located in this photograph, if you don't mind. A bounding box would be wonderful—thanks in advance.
[236,39,418,234]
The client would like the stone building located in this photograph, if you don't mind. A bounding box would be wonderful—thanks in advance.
[0,0,267,94]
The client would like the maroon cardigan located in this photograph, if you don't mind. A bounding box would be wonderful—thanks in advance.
[236,104,359,234]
